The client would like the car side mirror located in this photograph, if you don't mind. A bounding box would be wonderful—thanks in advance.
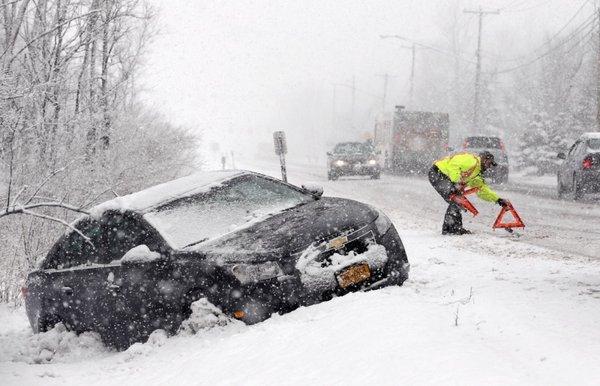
[121,245,167,265]
[447,146,455,152]
[326,152,332,156]
[557,152,566,160]
[301,183,324,199]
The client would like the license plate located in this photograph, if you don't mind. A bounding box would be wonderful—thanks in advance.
[337,263,371,289]
[327,235,348,250]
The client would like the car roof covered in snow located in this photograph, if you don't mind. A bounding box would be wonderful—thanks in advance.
[580,132,600,140]
[89,170,248,218]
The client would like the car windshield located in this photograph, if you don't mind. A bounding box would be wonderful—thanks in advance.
[144,175,313,249]
[464,137,502,149]
[588,139,600,150]
[334,142,370,154]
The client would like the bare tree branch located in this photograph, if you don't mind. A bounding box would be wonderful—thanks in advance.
[20,209,93,247]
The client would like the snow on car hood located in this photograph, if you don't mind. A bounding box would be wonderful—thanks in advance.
[88,170,246,219]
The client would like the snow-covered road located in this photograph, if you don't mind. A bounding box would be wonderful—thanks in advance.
[270,161,600,259]
[1,163,599,385]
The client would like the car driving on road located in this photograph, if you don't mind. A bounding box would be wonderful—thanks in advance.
[557,133,600,200]
[327,142,381,180]
[462,135,509,184]
[23,170,409,349]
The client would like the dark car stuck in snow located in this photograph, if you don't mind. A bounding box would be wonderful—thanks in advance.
[24,171,409,349]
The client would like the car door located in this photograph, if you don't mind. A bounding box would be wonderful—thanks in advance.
[562,141,579,187]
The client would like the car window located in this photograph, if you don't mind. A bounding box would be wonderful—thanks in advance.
[587,139,600,150]
[464,137,501,149]
[43,212,161,269]
[144,175,313,249]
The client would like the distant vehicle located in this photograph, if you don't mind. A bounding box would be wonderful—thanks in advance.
[23,171,409,349]
[557,133,600,200]
[374,106,449,174]
[462,135,509,184]
[327,142,381,180]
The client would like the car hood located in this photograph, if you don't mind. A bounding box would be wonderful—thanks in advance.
[188,197,378,263]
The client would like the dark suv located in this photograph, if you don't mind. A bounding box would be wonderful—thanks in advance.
[327,142,381,180]
[462,136,509,184]
[557,133,600,200]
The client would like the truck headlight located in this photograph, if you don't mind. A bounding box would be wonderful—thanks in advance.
[230,262,284,284]
[334,160,346,167]
[368,159,378,166]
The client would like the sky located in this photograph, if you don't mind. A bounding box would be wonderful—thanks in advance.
[140,0,590,164]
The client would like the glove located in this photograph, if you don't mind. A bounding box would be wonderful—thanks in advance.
[497,198,509,207]
[450,183,462,196]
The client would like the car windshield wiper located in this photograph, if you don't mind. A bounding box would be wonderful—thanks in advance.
[182,238,209,249]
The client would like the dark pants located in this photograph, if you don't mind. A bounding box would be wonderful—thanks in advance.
[428,165,463,233]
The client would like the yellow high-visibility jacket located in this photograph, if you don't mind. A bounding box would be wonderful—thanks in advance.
[434,152,500,203]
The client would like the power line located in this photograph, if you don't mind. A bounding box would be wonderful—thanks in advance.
[463,7,500,128]
[502,0,552,13]
[494,15,596,74]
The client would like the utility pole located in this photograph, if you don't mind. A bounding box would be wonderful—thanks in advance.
[464,7,499,130]
[351,75,356,125]
[380,35,421,107]
[597,5,600,130]
[331,84,337,133]
[409,43,416,105]
[377,73,390,111]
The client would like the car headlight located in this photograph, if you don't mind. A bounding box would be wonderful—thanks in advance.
[373,209,392,234]
[334,160,346,167]
[368,159,377,166]
[230,262,284,285]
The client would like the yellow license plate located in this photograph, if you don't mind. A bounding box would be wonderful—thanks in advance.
[327,235,348,250]
[337,263,371,289]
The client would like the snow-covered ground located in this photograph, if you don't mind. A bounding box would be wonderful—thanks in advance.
[1,162,600,385]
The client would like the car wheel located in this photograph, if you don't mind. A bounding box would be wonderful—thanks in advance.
[371,173,380,180]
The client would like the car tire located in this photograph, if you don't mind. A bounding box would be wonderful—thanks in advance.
[371,173,380,180]
[328,173,338,181]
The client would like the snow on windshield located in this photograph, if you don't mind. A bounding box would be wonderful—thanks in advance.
[144,175,312,249]
[89,170,245,219]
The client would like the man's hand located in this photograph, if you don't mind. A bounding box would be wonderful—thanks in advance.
[497,198,510,207]
[450,183,463,195]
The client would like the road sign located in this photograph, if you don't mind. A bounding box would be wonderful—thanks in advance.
[273,131,288,182]
[273,131,287,155]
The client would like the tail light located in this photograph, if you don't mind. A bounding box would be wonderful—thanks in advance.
[582,156,593,170]
[21,286,29,299]
[500,141,506,151]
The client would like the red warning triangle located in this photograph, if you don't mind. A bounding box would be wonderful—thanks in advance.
[450,194,479,216]
[493,202,525,229]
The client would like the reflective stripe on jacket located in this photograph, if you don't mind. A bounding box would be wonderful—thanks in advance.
[434,152,499,203]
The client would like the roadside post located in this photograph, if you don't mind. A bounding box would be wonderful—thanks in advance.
[273,131,288,182]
